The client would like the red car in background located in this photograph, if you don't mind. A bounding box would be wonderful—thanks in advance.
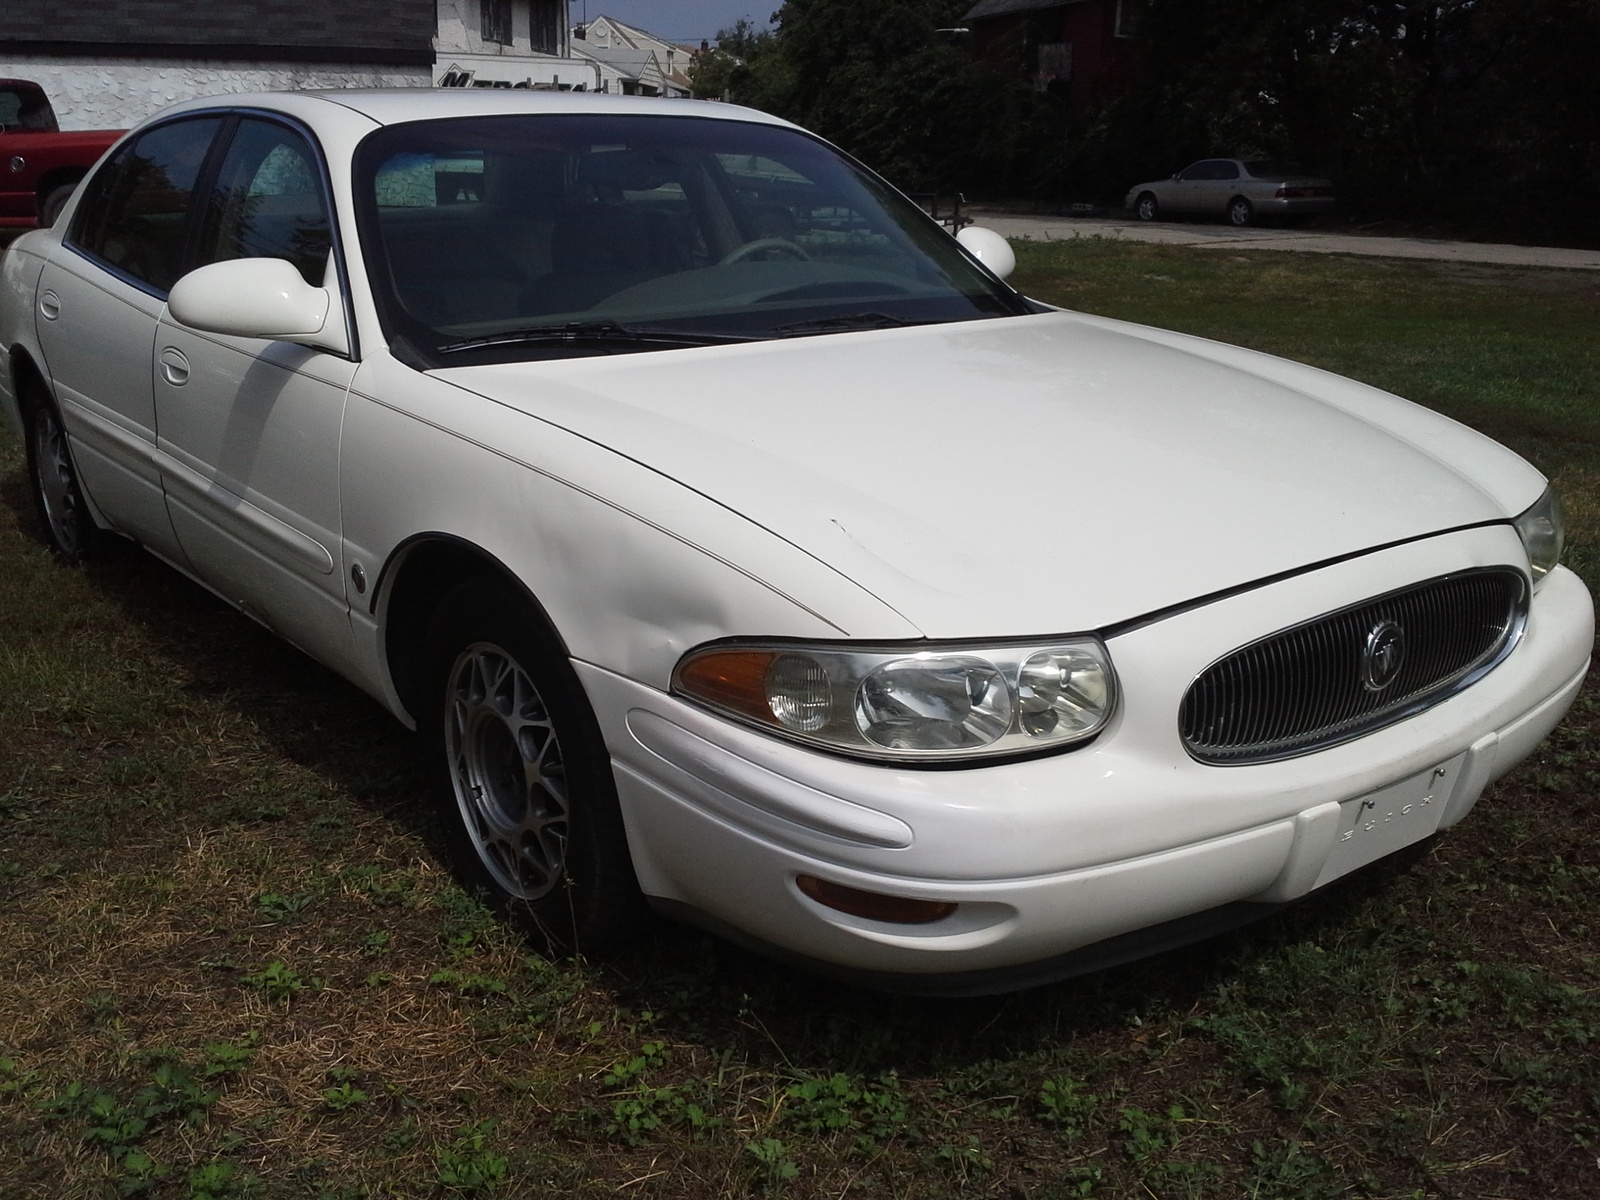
[1,80,123,230]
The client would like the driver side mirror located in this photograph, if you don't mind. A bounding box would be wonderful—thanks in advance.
[167,257,349,355]
[955,226,1016,280]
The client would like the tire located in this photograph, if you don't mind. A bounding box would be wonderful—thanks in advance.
[25,392,101,563]
[1227,197,1254,228]
[423,579,647,955]
[39,182,76,229]
[1135,192,1159,222]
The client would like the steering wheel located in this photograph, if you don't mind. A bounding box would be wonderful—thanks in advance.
[719,238,812,265]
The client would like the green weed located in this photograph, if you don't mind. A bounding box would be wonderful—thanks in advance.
[934,1134,993,1181]
[745,1138,799,1192]
[201,1035,258,1079]
[1038,1077,1099,1137]
[782,1071,912,1144]
[186,1159,261,1200]
[242,960,317,1003]
[1247,1140,1343,1199]
[435,1119,508,1194]
[254,891,314,922]
[42,1058,219,1189]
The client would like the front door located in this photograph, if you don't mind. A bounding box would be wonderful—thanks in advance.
[1197,159,1240,217]
[152,116,360,677]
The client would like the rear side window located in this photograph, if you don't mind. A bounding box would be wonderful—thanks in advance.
[69,117,223,292]
[196,118,333,286]
[0,85,58,131]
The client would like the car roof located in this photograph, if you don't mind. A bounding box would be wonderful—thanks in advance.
[150,88,795,131]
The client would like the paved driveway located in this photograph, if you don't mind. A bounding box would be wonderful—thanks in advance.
[972,212,1600,271]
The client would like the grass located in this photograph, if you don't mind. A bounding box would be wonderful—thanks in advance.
[1,240,1597,1198]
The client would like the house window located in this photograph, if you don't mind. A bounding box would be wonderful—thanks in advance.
[1114,0,1148,38]
[530,0,561,54]
[1037,42,1072,88]
[482,0,513,46]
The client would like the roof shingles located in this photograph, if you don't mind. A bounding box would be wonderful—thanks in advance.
[0,0,436,63]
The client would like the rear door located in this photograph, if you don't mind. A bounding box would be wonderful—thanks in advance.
[36,115,224,562]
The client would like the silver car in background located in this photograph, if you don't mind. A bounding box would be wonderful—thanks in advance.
[1126,158,1335,227]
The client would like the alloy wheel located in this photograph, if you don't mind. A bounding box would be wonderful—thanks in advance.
[33,406,83,557]
[444,642,570,901]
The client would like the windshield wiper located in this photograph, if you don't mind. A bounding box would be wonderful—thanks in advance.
[770,311,919,337]
[437,320,752,354]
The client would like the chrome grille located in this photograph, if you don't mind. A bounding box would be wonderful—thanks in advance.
[1180,568,1526,764]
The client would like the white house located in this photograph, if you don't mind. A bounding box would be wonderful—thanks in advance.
[0,1,606,130]
[434,0,600,91]
[0,0,436,128]
[570,15,696,98]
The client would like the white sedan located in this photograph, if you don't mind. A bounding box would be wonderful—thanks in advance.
[0,91,1590,994]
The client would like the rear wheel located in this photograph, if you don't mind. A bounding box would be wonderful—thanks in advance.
[423,579,646,955]
[39,182,76,228]
[25,394,100,563]
[1227,197,1255,227]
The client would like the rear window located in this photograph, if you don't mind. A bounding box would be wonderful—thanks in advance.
[1243,161,1305,179]
[0,85,57,132]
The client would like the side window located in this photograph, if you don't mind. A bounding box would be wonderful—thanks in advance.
[1215,161,1240,180]
[1177,163,1205,182]
[69,118,223,292]
[197,119,333,286]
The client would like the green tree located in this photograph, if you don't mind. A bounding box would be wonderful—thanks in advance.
[689,18,781,101]
[705,0,1600,241]
[1122,0,1600,239]
[718,1,1060,195]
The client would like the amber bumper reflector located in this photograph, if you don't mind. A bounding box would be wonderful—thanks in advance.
[797,875,957,925]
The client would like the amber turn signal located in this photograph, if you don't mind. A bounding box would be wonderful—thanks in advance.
[674,649,777,723]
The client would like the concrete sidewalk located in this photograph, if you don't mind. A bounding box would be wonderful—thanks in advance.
[970,212,1600,271]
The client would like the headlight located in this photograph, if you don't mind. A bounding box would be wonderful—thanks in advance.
[1513,485,1565,587]
[673,639,1117,762]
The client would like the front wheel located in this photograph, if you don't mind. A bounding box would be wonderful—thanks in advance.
[424,580,646,955]
[1135,192,1160,222]
[26,395,100,563]
[1227,197,1255,227]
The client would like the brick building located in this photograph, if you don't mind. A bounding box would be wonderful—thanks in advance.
[962,0,1146,108]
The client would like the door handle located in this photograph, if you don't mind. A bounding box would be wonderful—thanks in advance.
[38,289,60,320]
[159,346,190,386]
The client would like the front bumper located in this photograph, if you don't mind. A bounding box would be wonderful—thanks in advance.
[578,527,1592,990]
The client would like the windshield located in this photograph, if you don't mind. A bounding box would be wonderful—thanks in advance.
[353,113,1029,364]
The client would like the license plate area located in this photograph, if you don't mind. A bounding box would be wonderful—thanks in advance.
[1312,753,1463,890]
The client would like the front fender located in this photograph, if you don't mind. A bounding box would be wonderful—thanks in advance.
[338,350,922,717]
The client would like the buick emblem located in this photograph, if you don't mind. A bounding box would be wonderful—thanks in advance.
[1361,620,1405,692]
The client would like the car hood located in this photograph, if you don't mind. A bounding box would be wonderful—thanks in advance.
[433,311,1543,638]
